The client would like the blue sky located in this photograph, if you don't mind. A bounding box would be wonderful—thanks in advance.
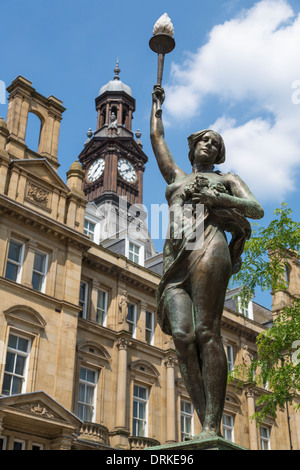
[1,0,300,308]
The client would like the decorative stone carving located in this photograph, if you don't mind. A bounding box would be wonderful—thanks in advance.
[26,181,49,206]
[17,401,56,419]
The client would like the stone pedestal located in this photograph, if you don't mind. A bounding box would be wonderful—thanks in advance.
[145,434,247,451]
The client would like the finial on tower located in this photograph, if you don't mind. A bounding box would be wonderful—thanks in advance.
[114,59,120,80]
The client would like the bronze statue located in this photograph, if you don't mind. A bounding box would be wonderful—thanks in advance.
[150,85,264,438]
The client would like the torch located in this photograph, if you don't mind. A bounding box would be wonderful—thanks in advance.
[149,13,175,117]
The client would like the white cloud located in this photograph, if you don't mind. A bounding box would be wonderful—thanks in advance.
[164,0,300,201]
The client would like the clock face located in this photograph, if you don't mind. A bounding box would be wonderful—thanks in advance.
[118,158,136,183]
[87,158,105,182]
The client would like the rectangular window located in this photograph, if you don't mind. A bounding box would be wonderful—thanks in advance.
[260,426,271,450]
[127,303,137,337]
[222,414,234,442]
[132,385,148,437]
[79,281,88,319]
[84,220,96,242]
[180,400,194,441]
[13,440,25,450]
[0,437,7,450]
[78,367,97,422]
[128,242,140,264]
[5,239,24,283]
[226,345,234,372]
[32,443,43,450]
[96,289,107,326]
[1,334,30,396]
[31,251,48,293]
[145,311,154,345]
[238,297,253,320]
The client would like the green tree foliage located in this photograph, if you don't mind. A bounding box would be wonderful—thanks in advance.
[229,204,300,422]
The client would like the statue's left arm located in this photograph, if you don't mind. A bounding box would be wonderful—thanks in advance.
[196,172,263,219]
[220,172,264,219]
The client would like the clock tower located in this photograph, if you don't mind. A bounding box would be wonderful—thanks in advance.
[77,63,158,265]
[78,62,147,208]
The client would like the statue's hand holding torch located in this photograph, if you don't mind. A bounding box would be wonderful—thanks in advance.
[149,13,175,117]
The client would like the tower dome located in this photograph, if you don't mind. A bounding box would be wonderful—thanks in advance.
[99,61,132,97]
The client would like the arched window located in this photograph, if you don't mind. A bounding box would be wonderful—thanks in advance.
[25,112,43,153]
[0,80,6,104]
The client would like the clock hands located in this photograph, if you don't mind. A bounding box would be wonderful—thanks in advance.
[119,161,136,181]
[88,159,105,182]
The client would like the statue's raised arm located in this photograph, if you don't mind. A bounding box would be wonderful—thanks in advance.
[150,85,185,185]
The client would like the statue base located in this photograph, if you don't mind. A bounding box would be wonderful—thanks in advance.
[145,434,247,451]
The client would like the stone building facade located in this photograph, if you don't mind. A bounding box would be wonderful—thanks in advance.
[0,73,299,451]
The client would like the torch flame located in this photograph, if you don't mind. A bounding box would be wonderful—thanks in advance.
[153,13,174,37]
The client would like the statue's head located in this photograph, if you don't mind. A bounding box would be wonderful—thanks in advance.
[187,129,226,166]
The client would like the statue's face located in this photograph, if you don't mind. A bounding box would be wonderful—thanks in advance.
[193,131,220,166]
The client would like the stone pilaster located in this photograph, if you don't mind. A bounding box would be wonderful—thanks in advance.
[245,385,258,450]
[164,354,177,443]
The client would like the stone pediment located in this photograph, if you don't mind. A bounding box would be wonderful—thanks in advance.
[10,158,69,193]
[0,391,82,428]
[129,360,160,386]
[7,158,72,222]
[4,305,46,332]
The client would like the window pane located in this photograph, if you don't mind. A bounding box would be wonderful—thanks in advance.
[133,400,137,417]
[223,415,232,426]
[8,334,18,349]
[138,387,146,399]
[185,417,192,434]
[15,355,26,375]
[97,291,105,309]
[138,403,145,419]
[8,241,22,262]
[13,441,24,450]
[78,383,86,402]
[2,373,11,395]
[138,420,145,436]
[32,445,42,450]
[4,351,15,373]
[5,262,19,281]
[84,220,95,241]
[86,369,96,383]
[129,242,140,263]
[17,337,29,353]
[127,304,134,322]
[80,368,87,381]
[260,427,268,438]
[78,403,84,420]
[85,385,94,404]
[33,252,45,273]
[85,406,93,422]
[32,272,43,291]
[79,282,87,301]
[146,311,152,329]
[132,419,138,436]
[12,376,23,394]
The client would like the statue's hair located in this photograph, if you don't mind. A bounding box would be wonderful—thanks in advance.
[187,129,226,166]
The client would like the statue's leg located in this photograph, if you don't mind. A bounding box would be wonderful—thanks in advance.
[164,287,206,426]
[190,232,232,436]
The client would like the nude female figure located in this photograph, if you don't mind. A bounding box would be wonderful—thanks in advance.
[150,85,264,437]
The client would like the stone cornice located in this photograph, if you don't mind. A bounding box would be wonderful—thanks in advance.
[221,308,266,341]
[0,277,81,313]
[0,193,92,250]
